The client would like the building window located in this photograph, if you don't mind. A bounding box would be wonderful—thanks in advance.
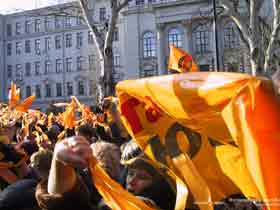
[56,59,63,73]
[45,60,51,74]
[225,62,240,72]
[143,31,156,57]
[7,24,12,37]
[25,21,32,33]
[16,64,23,81]
[76,32,83,48]
[113,28,119,41]
[76,16,83,25]
[55,35,62,49]
[45,84,51,97]
[89,80,96,95]
[16,42,22,55]
[16,22,21,35]
[140,67,157,78]
[7,43,12,56]
[78,81,85,95]
[45,17,52,31]
[7,65,13,78]
[45,37,51,51]
[67,82,73,96]
[88,31,94,44]
[113,51,121,66]
[25,62,31,76]
[35,39,41,55]
[56,83,62,97]
[194,24,209,54]
[35,61,40,75]
[77,56,84,71]
[35,19,41,32]
[65,17,72,28]
[25,40,31,53]
[35,85,41,98]
[224,22,239,49]
[136,0,145,5]
[89,55,96,71]
[199,64,210,72]
[66,57,72,72]
[168,28,183,48]
[55,16,63,28]
[26,86,32,97]
[99,7,106,21]
[66,34,72,48]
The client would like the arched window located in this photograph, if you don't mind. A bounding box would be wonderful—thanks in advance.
[193,24,209,54]
[143,31,156,58]
[224,22,239,49]
[168,28,182,48]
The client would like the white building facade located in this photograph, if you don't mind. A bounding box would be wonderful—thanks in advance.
[0,0,247,110]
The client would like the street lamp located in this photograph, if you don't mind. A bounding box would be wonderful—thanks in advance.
[213,0,220,71]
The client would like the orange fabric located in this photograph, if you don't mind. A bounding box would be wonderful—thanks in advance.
[168,45,199,73]
[16,96,36,112]
[116,72,280,210]
[8,82,20,108]
[89,159,156,210]
[222,80,280,210]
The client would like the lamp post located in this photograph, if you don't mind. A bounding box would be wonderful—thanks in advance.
[213,0,220,71]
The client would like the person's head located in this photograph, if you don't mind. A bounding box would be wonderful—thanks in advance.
[125,157,160,195]
[75,124,96,143]
[121,140,160,195]
[91,141,121,181]
[30,149,53,180]
[46,126,60,144]
[121,141,176,210]
[0,179,39,210]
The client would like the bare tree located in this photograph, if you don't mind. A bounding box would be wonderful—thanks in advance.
[78,0,129,99]
[219,0,280,76]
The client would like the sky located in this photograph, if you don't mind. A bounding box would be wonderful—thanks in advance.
[0,0,61,14]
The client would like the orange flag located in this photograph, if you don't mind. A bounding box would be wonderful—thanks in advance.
[8,82,20,108]
[168,45,199,73]
[16,95,36,112]
[60,98,76,129]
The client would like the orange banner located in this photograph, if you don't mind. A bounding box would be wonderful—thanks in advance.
[116,72,280,210]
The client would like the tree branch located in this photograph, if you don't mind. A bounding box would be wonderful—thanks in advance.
[117,0,129,12]
[78,0,104,58]
[220,0,250,43]
[264,0,280,71]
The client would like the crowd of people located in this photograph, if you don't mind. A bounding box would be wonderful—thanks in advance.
[0,94,179,210]
[0,87,263,210]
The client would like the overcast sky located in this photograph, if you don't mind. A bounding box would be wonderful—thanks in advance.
[0,0,60,14]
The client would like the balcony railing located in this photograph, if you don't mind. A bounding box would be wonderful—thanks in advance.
[128,0,179,9]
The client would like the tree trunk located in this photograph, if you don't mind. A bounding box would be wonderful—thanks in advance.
[250,59,258,76]
[103,54,114,97]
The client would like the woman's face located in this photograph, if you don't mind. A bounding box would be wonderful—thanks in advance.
[126,167,154,195]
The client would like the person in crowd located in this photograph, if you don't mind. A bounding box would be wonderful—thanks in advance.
[0,179,40,210]
[120,140,176,210]
[75,124,97,144]
[35,136,95,210]
[29,149,53,181]
[0,127,30,190]
[91,141,121,182]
